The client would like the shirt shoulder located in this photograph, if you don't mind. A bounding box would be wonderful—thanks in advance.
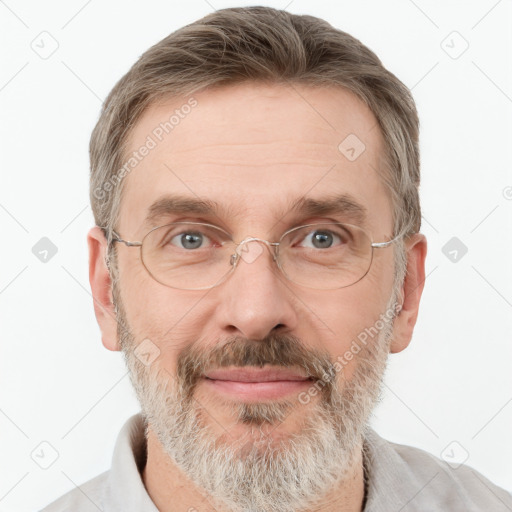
[39,471,110,512]
[394,441,512,509]
[364,429,512,512]
[38,414,158,512]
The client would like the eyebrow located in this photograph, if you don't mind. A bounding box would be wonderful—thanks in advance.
[143,195,232,229]
[142,192,368,230]
[287,194,368,227]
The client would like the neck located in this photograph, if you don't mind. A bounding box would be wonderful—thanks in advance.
[142,426,366,512]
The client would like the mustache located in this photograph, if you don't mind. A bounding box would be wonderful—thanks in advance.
[176,333,336,396]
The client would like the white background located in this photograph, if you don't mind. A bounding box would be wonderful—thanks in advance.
[1,1,511,510]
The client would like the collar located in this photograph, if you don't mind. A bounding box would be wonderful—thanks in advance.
[108,413,159,512]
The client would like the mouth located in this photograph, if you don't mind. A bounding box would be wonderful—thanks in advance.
[202,367,315,401]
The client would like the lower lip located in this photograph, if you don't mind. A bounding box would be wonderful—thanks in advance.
[202,377,314,401]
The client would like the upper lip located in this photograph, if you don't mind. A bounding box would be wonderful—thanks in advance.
[204,367,312,382]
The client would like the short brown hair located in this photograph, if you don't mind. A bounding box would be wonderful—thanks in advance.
[90,6,421,290]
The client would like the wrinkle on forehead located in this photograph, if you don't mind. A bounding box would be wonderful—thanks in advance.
[127,82,381,158]
[119,82,392,238]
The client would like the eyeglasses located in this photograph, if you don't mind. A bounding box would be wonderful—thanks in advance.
[109,221,403,291]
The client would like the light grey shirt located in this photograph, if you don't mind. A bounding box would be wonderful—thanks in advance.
[41,413,512,511]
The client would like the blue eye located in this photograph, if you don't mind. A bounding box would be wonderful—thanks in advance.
[299,229,344,249]
[170,231,212,250]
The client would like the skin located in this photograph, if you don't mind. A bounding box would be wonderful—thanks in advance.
[88,82,427,512]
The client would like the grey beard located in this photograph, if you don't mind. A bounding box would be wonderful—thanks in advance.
[117,292,398,512]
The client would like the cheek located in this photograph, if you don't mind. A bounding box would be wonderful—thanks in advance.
[318,298,382,353]
[117,269,215,372]
[308,269,392,368]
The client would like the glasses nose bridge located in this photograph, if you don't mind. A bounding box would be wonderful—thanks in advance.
[230,236,280,268]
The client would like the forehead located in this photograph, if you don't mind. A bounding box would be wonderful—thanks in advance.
[119,82,392,237]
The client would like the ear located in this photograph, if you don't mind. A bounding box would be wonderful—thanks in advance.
[87,226,120,351]
[390,233,427,354]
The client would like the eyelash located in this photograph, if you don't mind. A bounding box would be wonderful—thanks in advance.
[166,224,348,251]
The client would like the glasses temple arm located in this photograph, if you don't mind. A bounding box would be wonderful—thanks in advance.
[371,229,411,248]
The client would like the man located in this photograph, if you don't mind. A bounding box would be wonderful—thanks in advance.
[42,6,512,512]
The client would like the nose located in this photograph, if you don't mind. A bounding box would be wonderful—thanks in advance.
[214,239,298,340]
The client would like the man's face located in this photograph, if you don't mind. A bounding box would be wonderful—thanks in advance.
[111,83,401,511]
